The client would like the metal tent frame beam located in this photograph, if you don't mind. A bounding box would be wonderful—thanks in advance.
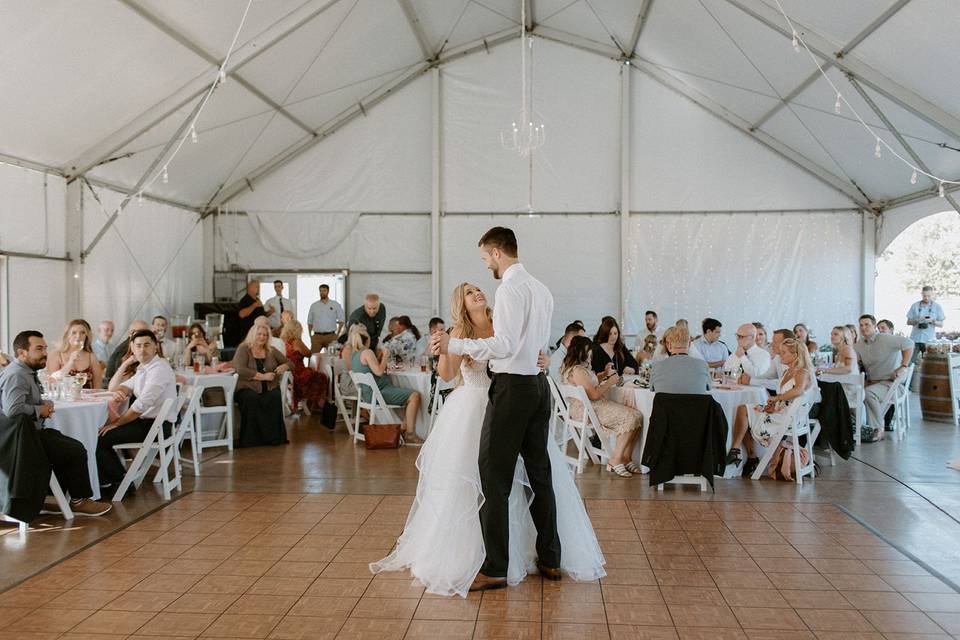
[848,77,960,217]
[67,0,347,179]
[397,0,436,61]
[625,0,654,58]
[750,0,911,131]
[208,27,519,210]
[723,0,960,141]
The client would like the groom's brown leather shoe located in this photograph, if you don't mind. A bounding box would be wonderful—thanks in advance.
[537,561,562,581]
[469,573,507,592]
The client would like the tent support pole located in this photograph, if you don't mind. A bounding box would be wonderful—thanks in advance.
[619,64,631,325]
[431,67,441,316]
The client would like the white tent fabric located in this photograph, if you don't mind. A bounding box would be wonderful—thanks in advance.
[247,212,362,259]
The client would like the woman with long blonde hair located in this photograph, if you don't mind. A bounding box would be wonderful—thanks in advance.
[371,282,605,596]
[728,337,813,475]
[47,319,102,388]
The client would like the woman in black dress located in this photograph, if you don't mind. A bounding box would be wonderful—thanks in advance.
[591,316,639,376]
[232,324,291,447]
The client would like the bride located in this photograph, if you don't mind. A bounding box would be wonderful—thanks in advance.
[370,282,605,597]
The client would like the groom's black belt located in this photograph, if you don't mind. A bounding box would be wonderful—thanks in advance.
[491,372,544,380]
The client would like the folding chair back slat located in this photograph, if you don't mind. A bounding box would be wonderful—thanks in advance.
[349,371,403,444]
[558,384,612,473]
[111,398,176,502]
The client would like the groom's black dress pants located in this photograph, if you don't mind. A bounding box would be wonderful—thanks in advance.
[479,372,561,577]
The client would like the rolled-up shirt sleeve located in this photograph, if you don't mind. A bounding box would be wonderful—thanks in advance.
[449,285,522,362]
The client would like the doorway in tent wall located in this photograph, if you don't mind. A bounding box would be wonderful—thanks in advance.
[248,271,346,345]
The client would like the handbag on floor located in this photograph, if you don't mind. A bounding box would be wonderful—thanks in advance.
[320,401,337,429]
[363,423,403,449]
[767,440,810,481]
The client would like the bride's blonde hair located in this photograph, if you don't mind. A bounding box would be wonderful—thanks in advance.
[450,282,493,364]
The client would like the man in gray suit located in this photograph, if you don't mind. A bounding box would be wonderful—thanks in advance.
[650,326,711,394]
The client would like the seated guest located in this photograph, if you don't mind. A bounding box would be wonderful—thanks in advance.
[728,338,813,473]
[561,336,643,477]
[1,330,111,516]
[233,324,291,447]
[551,322,586,379]
[254,316,286,354]
[382,316,401,348]
[817,325,861,411]
[428,317,446,336]
[105,320,150,384]
[739,328,793,390]
[846,323,859,344]
[46,319,103,389]
[184,322,218,363]
[339,293,387,351]
[98,330,177,493]
[591,316,639,376]
[793,323,818,355]
[280,320,328,414]
[877,319,894,334]
[634,310,663,353]
[753,322,769,352]
[854,314,913,442]
[92,320,115,366]
[349,324,424,445]
[690,318,729,368]
[389,316,420,363]
[724,323,772,378]
[650,326,710,394]
[151,316,176,358]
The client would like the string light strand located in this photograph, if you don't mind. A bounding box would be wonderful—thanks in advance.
[772,0,959,193]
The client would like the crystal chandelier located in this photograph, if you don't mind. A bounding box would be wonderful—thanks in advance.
[500,0,544,157]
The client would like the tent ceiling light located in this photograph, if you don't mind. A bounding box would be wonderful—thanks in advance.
[500,0,545,158]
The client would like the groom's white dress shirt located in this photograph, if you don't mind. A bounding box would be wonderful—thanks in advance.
[751,354,785,391]
[724,344,771,378]
[448,263,553,375]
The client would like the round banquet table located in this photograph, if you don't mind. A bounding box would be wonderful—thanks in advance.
[609,383,768,476]
[47,395,112,500]
[387,369,432,437]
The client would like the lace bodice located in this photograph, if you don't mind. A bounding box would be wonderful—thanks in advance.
[460,359,491,388]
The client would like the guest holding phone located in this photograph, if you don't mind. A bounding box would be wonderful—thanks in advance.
[906,285,944,361]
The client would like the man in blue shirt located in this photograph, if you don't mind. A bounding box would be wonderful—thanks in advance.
[906,286,945,359]
[690,318,729,369]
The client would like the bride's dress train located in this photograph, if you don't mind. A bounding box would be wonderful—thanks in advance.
[370,359,605,597]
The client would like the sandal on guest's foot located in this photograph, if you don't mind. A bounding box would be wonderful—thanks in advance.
[726,447,742,466]
[742,457,760,477]
[404,433,425,446]
[625,461,643,474]
[606,463,632,477]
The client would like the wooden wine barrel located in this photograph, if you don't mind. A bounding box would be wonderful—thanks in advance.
[919,354,957,425]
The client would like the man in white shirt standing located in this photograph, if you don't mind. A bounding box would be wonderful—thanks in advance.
[906,285,945,360]
[264,280,294,338]
[96,330,177,493]
[724,323,771,378]
[307,284,345,353]
[431,227,560,592]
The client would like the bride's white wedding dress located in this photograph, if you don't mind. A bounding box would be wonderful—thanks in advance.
[370,359,605,597]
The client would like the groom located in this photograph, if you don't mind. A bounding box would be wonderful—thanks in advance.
[431,227,561,591]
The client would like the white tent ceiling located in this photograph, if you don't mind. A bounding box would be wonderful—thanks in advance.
[1,0,958,213]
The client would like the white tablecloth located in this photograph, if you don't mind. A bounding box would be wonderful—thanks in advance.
[609,384,768,471]
[48,398,111,500]
[388,369,432,437]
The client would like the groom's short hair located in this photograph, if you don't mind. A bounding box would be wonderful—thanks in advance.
[478,227,518,257]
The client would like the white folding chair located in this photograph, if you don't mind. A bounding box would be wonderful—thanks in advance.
[751,396,820,485]
[547,376,574,459]
[192,373,238,452]
[558,384,613,473]
[175,384,204,475]
[335,369,359,435]
[111,398,177,501]
[427,375,458,436]
[349,371,403,444]
[280,370,296,419]
[2,475,75,535]
[877,365,914,442]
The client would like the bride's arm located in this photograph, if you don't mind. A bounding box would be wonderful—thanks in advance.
[437,329,465,382]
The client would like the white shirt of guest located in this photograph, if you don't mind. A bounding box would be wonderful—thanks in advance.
[269,336,286,353]
[752,354,785,392]
[449,263,553,376]
[264,296,295,329]
[120,355,177,421]
[549,344,567,380]
[634,327,663,352]
[724,344,772,378]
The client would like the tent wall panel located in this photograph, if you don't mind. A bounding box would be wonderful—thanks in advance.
[0,163,66,256]
[439,216,620,340]
[625,212,863,345]
[6,258,68,348]
[81,186,202,333]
